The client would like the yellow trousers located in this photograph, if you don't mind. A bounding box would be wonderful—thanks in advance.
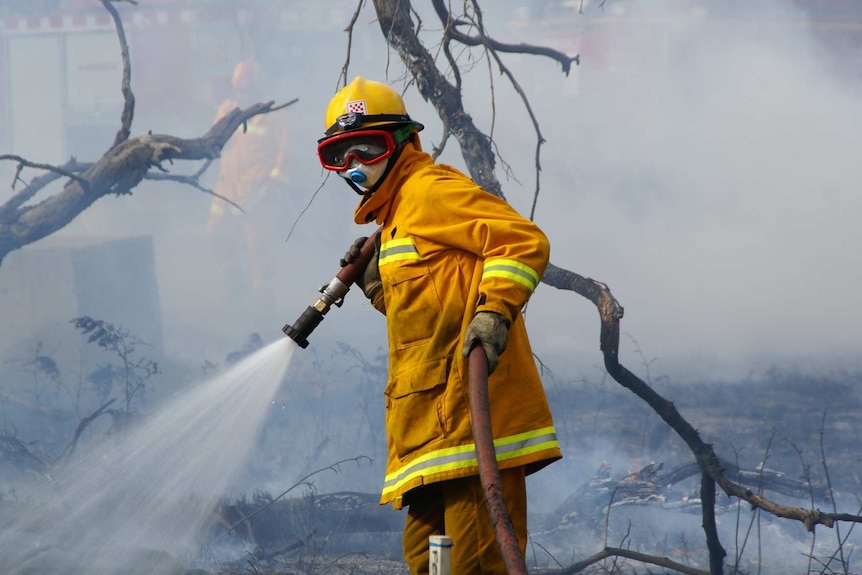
[402,467,527,575]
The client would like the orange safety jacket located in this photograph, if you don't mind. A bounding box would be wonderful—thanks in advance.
[354,138,562,510]
[211,98,291,215]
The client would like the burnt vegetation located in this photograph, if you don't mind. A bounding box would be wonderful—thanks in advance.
[1,1,861,575]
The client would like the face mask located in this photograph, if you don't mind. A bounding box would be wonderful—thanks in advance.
[339,158,390,190]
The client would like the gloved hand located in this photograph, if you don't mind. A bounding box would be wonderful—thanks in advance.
[461,311,510,375]
[340,235,385,314]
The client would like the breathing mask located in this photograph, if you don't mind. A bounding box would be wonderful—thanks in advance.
[338,157,390,189]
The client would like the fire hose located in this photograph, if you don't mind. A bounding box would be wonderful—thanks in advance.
[281,232,380,349]
[467,343,529,575]
[282,234,528,575]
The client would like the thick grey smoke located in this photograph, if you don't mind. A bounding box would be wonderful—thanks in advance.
[6,1,857,387]
[479,0,862,383]
[0,0,860,570]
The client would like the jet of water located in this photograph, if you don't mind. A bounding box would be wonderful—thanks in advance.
[0,337,297,575]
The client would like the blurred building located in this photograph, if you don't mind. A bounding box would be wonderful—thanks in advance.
[0,235,163,373]
[0,0,355,161]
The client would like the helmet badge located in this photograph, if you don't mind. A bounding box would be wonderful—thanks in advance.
[346,100,367,114]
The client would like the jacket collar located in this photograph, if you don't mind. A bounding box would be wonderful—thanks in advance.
[353,136,433,225]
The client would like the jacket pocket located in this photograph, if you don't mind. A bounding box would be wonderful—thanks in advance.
[385,264,442,350]
[385,356,451,459]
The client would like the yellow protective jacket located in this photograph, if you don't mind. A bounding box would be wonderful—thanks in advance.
[355,139,562,509]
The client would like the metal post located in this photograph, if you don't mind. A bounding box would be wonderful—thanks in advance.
[429,535,452,575]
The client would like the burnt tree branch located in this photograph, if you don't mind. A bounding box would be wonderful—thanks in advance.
[100,0,135,147]
[0,156,91,208]
[430,0,580,74]
[61,398,117,463]
[466,1,548,220]
[0,0,297,268]
[0,101,291,266]
[533,546,711,575]
[373,0,504,199]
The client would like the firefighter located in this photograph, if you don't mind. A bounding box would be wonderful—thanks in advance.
[207,59,293,295]
[318,77,562,575]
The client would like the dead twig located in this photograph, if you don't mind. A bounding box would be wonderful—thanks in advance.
[0,155,90,198]
[60,398,118,463]
[337,0,366,89]
[469,0,546,221]
[532,546,711,575]
[222,456,372,537]
[430,0,580,75]
[818,409,849,574]
[100,0,135,147]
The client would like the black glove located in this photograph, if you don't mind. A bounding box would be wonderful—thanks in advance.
[340,235,385,314]
[461,311,510,374]
[339,236,367,267]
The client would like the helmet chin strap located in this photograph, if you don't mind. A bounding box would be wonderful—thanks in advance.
[346,179,366,196]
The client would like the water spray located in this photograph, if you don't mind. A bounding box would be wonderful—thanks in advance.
[282,232,379,348]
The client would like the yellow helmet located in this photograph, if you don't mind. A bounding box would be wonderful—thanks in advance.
[323,76,424,137]
[231,59,260,91]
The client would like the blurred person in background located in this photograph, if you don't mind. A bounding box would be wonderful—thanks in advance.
[207,58,293,300]
[322,77,561,575]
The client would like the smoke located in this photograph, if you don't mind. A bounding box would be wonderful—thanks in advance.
[2,5,858,376]
[475,0,862,383]
[1,0,861,570]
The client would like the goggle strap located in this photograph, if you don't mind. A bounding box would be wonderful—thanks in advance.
[391,122,418,143]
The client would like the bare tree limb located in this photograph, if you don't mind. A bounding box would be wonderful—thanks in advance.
[431,0,580,75]
[373,0,504,198]
[100,0,135,147]
[143,170,244,213]
[222,456,372,535]
[0,0,298,268]
[542,546,711,575]
[60,398,117,463]
[0,155,91,205]
[0,100,294,266]
[471,1,546,220]
[338,0,367,90]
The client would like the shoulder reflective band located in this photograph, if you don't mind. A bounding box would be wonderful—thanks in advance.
[482,259,540,291]
[379,238,420,266]
[381,427,559,498]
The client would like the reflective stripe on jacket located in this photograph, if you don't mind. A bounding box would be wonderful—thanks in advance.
[355,140,562,509]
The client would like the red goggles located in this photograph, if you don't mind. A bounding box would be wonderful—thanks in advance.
[317,130,397,171]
